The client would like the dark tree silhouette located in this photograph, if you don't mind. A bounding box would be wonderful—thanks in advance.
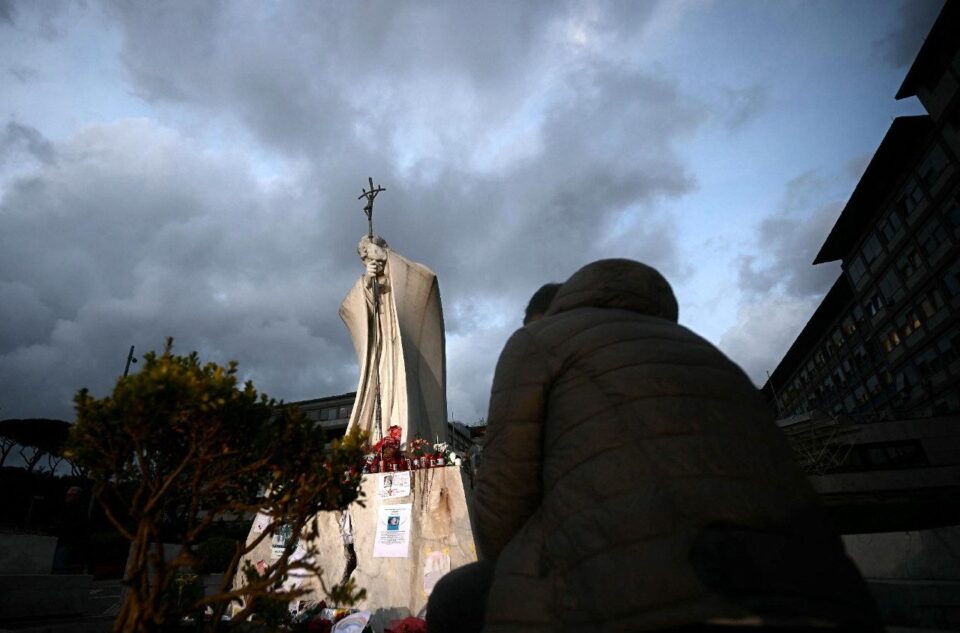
[0,418,72,472]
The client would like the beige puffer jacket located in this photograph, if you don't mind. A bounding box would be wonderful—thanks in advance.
[475,259,880,632]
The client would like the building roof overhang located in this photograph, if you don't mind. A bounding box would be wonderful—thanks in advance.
[812,116,933,265]
[896,2,960,100]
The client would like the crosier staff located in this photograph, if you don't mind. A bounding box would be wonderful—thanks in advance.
[358,177,386,443]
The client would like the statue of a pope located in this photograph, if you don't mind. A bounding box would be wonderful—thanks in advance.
[339,234,448,445]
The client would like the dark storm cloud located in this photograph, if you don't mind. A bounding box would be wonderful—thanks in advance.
[1,121,55,165]
[0,0,15,25]
[2,1,709,422]
[0,119,359,417]
[873,0,943,69]
[0,0,73,39]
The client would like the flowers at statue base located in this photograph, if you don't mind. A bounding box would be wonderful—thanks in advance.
[408,436,430,457]
[360,426,460,473]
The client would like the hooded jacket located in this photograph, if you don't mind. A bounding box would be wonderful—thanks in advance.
[474,259,880,632]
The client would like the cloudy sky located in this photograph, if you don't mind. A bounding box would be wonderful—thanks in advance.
[0,0,943,424]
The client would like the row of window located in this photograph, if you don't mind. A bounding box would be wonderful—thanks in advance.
[847,162,955,287]
[852,204,956,303]
[307,404,352,422]
[780,286,957,419]
[827,440,929,474]
[878,287,947,353]
[776,155,959,418]
[791,326,960,420]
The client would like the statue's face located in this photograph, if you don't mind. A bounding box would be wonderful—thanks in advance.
[360,242,387,275]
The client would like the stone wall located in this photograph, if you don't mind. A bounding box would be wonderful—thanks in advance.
[844,526,960,629]
[0,532,56,574]
[239,465,477,626]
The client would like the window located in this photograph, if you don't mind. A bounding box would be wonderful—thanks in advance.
[920,287,945,318]
[848,255,867,285]
[852,344,869,369]
[934,393,960,415]
[866,374,881,396]
[945,196,960,238]
[321,407,339,421]
[865,292,885,318]
[896,247,924,280]
[843,394,856,412]
[822,376,835,396]
[853,304,865,327]
[894,364,921,401]
[937,334,958,367]
[861,234,883,266]
[337,405,352,418]
[880,326,901,353]
[841,315,856,337]
[896,307,923,339]
[814,350,826,369]
[945,261,960,297]
[877,269,903,307]
[832,366,847,388]
[914,346,940,379]
[896,178,925,218]
[878,208,903,244]
[847,441,928,471]
[919,144,949,189]
[854,384,868,405]
[917,217,950,259]
[831,328,844,350]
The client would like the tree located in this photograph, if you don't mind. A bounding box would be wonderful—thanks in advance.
[66,339,367,632]
[0,418,73,473]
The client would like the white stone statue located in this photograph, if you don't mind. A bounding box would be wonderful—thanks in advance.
[339,234,448,445]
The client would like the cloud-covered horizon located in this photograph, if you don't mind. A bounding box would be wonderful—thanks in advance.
[0,0,942,422]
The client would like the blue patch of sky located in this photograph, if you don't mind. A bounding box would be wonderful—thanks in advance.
[626,1,929,342]
[1,6,150,141]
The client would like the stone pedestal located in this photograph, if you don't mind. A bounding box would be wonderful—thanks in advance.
[240,466,477,627]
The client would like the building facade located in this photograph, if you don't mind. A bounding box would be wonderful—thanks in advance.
[761,10,960,627]
[290,391,355,441]
[447,420,486,456]
[762,3,960,423]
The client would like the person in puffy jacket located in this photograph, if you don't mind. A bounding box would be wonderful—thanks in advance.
[471,259,881,632]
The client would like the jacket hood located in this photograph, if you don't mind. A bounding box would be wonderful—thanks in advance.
[545,258,679,322]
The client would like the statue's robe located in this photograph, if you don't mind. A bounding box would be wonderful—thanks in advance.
[339,249,447,444]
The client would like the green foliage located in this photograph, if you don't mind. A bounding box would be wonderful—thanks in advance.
[66,338,367,632]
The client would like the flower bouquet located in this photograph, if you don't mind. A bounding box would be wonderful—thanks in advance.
[407,436,430,468]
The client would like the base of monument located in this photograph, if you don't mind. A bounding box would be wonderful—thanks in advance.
[239,465,478,630]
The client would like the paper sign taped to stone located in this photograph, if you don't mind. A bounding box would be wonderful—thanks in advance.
[378,471,411,500]
[373,503,412,558]
[271,523,294,559]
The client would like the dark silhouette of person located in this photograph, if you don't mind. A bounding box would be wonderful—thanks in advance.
[430,260,881,633]
[52,485,90,574]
